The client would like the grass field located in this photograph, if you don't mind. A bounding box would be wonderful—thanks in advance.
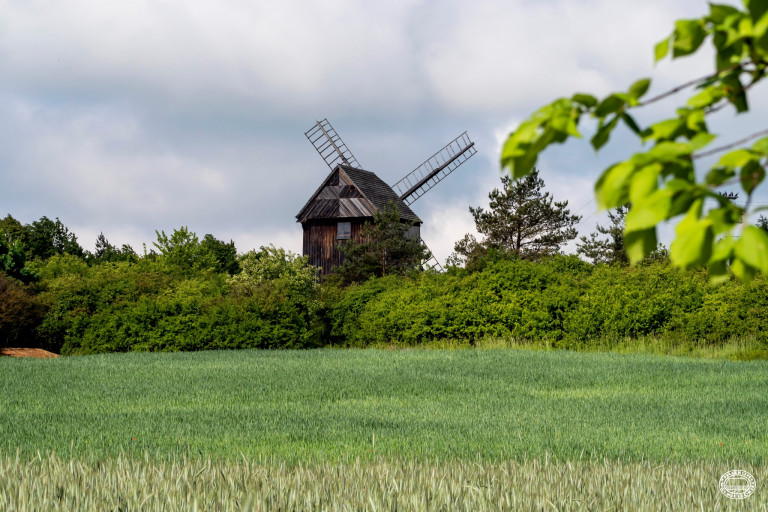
[1,349,767,509]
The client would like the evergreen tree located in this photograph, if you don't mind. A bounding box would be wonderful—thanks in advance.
[577,205,629,266]
[758,215,768,233]
[451,169,580,268]
[93,233,137,263]
[334,202,430,284]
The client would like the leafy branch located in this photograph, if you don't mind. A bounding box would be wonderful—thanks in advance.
[500,1,768,282]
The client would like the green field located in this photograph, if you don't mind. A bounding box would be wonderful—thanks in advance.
[2,349,766,461]
[1,349,767,509]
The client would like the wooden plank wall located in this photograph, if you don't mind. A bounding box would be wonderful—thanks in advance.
[303,220,365,277]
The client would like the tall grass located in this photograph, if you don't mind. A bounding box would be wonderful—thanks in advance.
[1,452,765,511]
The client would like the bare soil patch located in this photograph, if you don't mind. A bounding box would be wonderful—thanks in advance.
[0,348,59,358]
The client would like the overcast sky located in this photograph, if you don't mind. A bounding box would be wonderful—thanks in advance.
[2,0,766,264]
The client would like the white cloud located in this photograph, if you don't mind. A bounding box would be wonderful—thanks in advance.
[1,0,764,265]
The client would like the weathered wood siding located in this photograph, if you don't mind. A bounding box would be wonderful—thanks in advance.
[303,220,421,277]
[302,220,366,277]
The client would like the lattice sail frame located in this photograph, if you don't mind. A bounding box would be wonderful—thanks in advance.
[303,119,477,272]
[391,132,477,206]
[305,119,362,171]
[420,238,444,272]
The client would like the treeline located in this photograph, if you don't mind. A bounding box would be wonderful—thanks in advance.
[1,213,766,355]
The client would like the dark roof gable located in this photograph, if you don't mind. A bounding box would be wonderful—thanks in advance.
[296,165,421,223]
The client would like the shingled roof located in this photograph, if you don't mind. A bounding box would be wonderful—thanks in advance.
[296,165,421,223]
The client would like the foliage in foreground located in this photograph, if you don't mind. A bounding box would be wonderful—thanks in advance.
[1,349,765,462]
[1,453,763,512]
[501,1,768,279]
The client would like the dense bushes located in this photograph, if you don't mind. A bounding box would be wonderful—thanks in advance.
[3,249,768,355]
[33,253,322,355]
[328,256,768,350]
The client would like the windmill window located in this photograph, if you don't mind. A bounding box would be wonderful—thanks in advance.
[337,222,351,240]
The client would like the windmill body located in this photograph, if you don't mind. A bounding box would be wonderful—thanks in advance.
[297,119,476,277]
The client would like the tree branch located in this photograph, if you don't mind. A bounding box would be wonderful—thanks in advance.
[693,128,768,159]
[637,64,743,107]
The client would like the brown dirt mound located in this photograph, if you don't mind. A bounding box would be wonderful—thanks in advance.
[0,348,59,358]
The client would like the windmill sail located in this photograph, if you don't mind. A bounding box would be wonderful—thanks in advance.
[305,119,362,171]
[391,132,476,206]
[421,238,443,272]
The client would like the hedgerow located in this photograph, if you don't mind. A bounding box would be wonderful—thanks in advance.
[10,253,768,355]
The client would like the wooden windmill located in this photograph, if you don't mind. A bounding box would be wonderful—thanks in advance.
[296,118,477,277]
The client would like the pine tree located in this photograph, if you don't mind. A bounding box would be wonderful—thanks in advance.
[451,169,580,268]
[334,202,430,284]
[576,206,629,266]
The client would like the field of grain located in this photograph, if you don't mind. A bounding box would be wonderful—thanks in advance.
[2,453,765,511]
[1,349,766,509]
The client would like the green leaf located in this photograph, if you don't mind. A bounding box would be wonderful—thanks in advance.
[745,0,768,22]
[707,207,741,234]
[670,205,713,268]
[722,74,749,112]
[689,132,716,151]
[752,136,768,155]
[629,164,661,204]
[740,160,765,194]
[754,10,768,50]
[739,16,753,37]
[685,109,707,132]
[595,161,635,209]
[654,37,670,62]
[709,3,740,24]
[625,228,657,265]
[735,225,768,273]
[648,142,693,162]
[643,119,683,142]
[708,259,729,285]
[501,119,543,179]
[625,190,671,233]
[572,93,598,109]
[717,149,754,168]
[594,94,626,118]
[621,113,643,136]
[628,78,651,100]
[731,257,757,281]
[551,110,581,138]
[591,115,619,151]
[712,234,736,261]
[672,19,707,57]
[668,188,696,217]
[687,86,724,108]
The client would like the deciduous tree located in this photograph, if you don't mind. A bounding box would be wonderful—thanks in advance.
[24,217,84,260]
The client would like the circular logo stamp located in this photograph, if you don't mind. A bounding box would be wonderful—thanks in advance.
[719,470,756,500]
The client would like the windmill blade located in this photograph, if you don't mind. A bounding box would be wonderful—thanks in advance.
[421,238,443,272]
[305,119,362,171]
[391,132,477,206]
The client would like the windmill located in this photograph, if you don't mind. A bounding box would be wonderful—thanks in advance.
[296,118,477,277]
